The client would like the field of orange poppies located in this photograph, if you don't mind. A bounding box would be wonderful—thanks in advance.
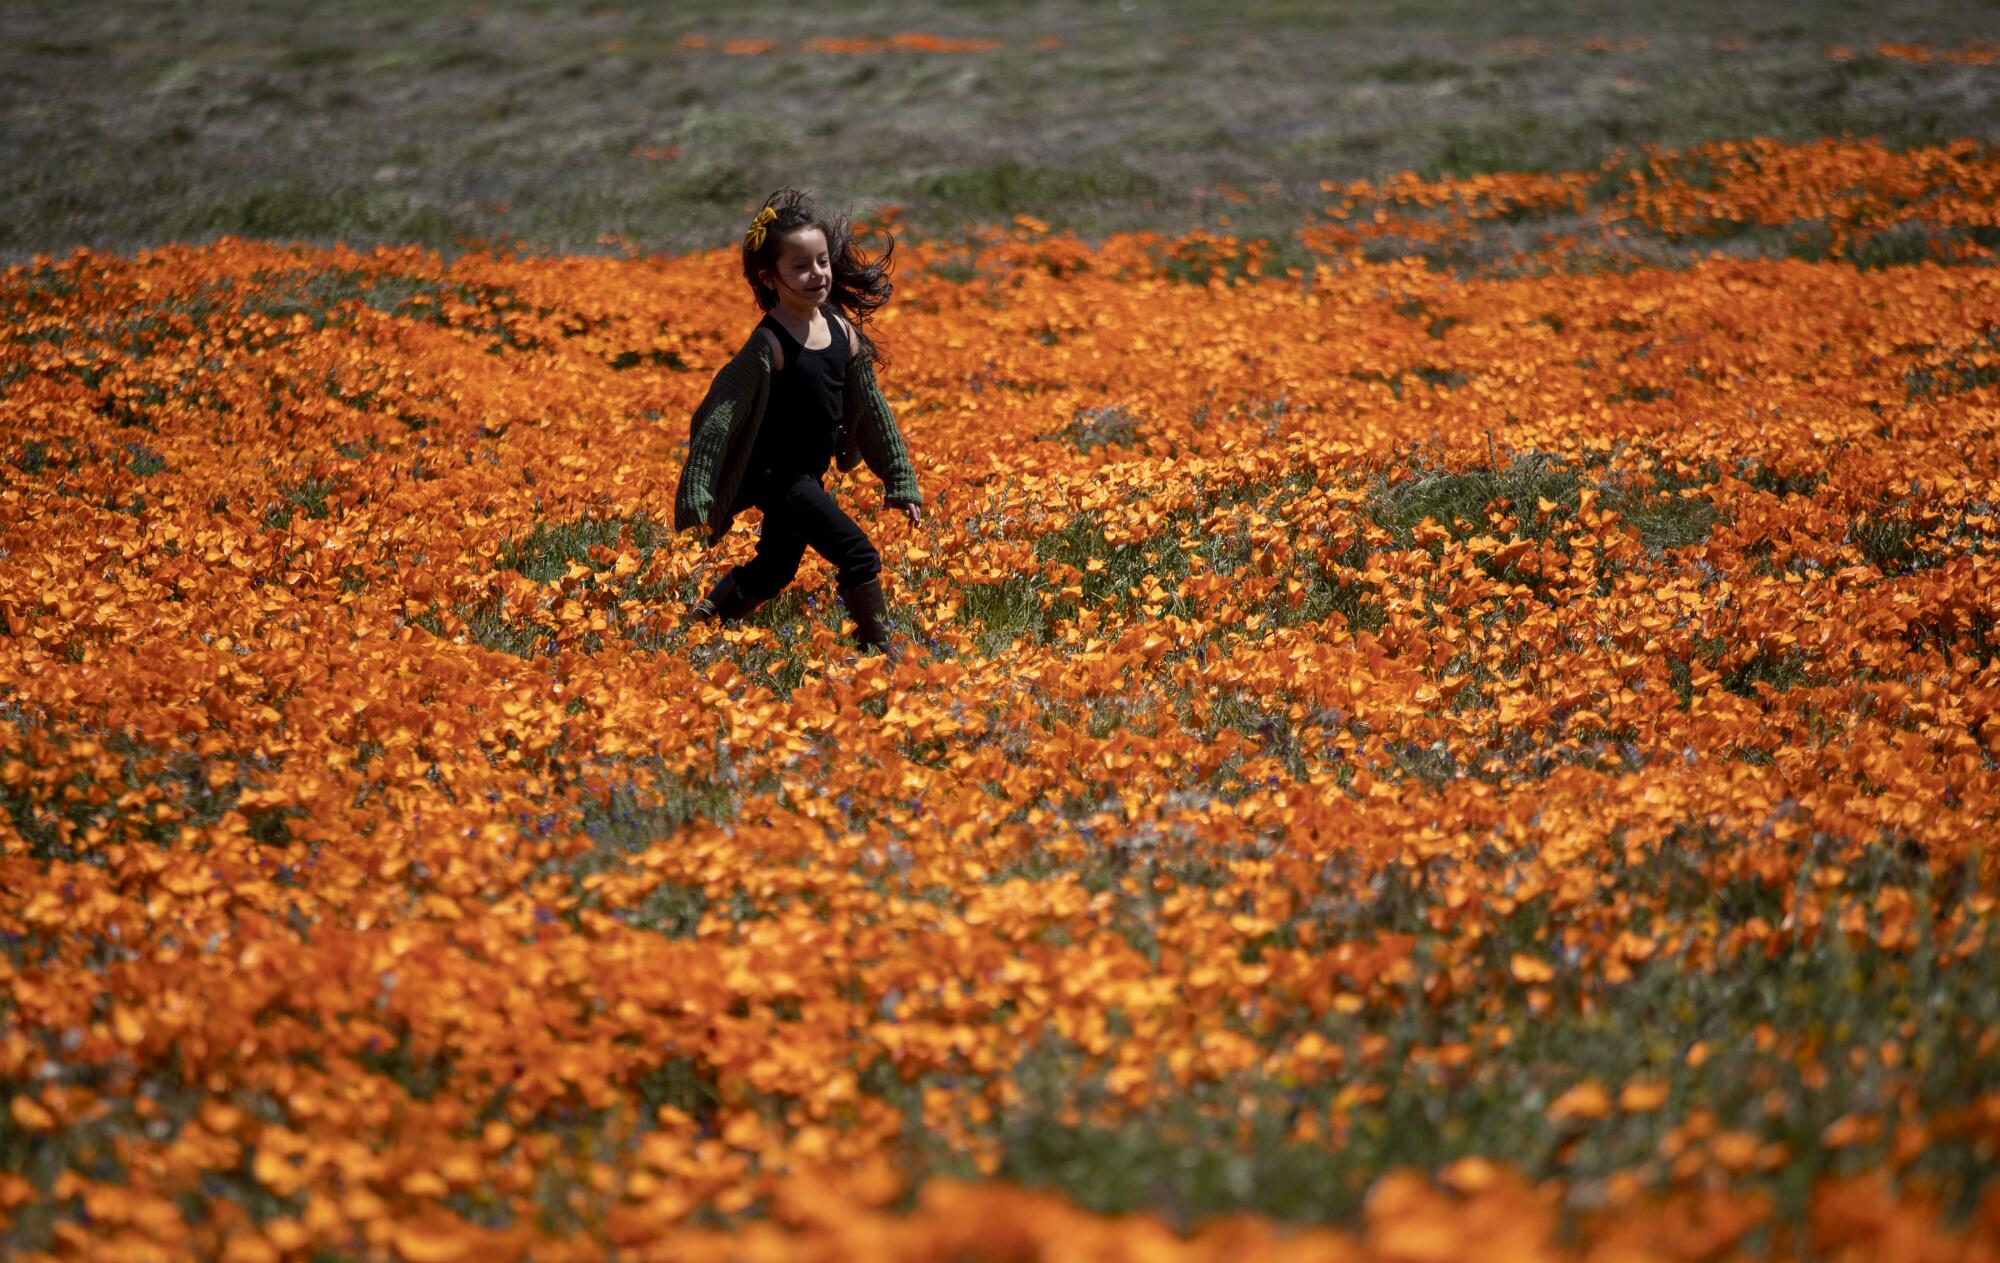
[4,137,2000,1260]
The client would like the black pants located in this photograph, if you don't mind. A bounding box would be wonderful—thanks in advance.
[729,470,880,602]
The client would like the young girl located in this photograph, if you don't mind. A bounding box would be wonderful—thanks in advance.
[673,187,925,660]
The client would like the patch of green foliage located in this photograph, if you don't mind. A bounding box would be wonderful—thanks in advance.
[1046,404,1145,454]
[1363,449,1722,556]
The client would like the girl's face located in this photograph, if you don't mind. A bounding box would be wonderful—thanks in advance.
[762,227,831,308]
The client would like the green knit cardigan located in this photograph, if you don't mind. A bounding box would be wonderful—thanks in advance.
[672,331,923,542]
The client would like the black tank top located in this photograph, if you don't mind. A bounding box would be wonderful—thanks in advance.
[747,304,847,483]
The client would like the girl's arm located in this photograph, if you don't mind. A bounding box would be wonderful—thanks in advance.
[674,335,771,537]
[840,352,922,508]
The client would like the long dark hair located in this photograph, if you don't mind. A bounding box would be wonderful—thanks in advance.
[740,187,895,369]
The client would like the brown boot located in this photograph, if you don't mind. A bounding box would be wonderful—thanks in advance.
[688,568,763,625]
[838,577,902,662]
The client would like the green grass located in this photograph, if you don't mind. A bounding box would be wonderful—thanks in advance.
[5,1,1995,261]
[1046,404,1145,454]
[1363,451,1722,556]
[904,158,1164,226]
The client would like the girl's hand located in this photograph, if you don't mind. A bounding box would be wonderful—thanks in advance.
[896,501,923,526]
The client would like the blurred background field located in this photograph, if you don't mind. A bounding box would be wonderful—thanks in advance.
[3,0,1998,263]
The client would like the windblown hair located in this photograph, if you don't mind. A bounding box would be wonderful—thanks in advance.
[740,187,895,369]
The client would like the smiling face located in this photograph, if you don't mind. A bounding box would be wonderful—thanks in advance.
[760,226,831,311]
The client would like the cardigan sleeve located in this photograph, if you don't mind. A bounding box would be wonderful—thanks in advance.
[673,336,769,536]
[840,353,923,507]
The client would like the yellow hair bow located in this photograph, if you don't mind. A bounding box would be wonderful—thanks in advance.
[743,205,778,250]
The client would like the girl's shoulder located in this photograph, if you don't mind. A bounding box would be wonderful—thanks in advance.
[828,309,862,361]
[701,328,776,392]
[740,321,782,370]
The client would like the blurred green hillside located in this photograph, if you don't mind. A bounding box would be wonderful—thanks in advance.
[3,0,1997,260]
